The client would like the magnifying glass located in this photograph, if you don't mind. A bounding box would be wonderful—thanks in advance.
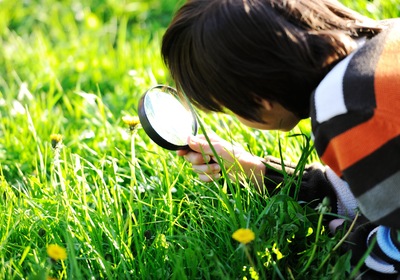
[138,85,198,150]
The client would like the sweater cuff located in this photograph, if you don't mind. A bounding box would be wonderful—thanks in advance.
[325,166,358,219]
[365,226,399,274]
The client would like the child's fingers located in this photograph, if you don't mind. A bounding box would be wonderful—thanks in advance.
[188,135,213,154]
[198,173,221,182]
[183,151,211,165]
[192,163,221,174]
[176,149,190,156]
[192,163,221,182]
[188,135,226,155]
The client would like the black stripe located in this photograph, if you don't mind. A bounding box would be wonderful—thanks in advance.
[343,21,397,111]
[377,208,400,230]
[313,111,373,157]
[342,27,391,111]
[343,136,400,196]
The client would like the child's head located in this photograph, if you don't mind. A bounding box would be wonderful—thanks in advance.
[161,0,380,125]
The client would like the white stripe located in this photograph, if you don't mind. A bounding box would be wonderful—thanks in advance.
[314,51,357,123]
[365,255,397,274]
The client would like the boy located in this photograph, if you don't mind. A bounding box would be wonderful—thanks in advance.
[161,0,400,277]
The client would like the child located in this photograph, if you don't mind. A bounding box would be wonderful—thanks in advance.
[161,0,400,277]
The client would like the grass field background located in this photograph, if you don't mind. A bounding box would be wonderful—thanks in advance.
[0,0,399,279]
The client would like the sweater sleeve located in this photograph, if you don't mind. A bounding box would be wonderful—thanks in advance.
[310,19,400,229]
[309,19,400,275]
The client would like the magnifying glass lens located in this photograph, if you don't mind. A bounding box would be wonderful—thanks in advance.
[138,86,197,150]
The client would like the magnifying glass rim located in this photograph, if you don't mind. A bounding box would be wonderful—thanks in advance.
[138,85,198,151]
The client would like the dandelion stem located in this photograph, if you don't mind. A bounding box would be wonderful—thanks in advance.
[122,115,140,196]
[54,150,66,194]
[244,245,257,274]
[332,212,359,252]
[129,129,140,202]
[51,135,66,195]
[130,131,137,187]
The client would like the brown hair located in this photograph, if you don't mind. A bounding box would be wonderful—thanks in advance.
[161,0,381,122]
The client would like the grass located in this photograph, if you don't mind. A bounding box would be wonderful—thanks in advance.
[0,0,398,279]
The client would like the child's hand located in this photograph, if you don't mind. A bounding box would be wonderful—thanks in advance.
[177,134,266,187]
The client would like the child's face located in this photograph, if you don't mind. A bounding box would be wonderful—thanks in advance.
[234,100,300,132]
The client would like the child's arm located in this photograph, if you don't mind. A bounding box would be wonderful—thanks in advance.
[177,134,267,188]
[178,134,341,213]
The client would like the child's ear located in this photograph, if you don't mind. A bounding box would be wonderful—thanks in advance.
[253,95,273,111]
[260,98,273,111]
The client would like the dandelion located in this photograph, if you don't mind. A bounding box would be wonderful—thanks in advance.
[232,228,255,245]
[233,228,258,276]
[122,115,140,131]
[50,134,63,149]
[47,244,67,261]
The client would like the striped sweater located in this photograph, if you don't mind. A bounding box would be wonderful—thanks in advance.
[311,19,400,274]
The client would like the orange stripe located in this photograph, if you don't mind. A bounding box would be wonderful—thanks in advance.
[321,26,400,175]
[321,114,399,175]
[375,24,400,115]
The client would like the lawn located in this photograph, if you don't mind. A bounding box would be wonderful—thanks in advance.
[0,0,398,279]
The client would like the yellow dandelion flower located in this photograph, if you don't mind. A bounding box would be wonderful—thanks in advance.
[122,115,140,131]
[47,244,67,261]
[50,134,63,149]
[232,228,255,245]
